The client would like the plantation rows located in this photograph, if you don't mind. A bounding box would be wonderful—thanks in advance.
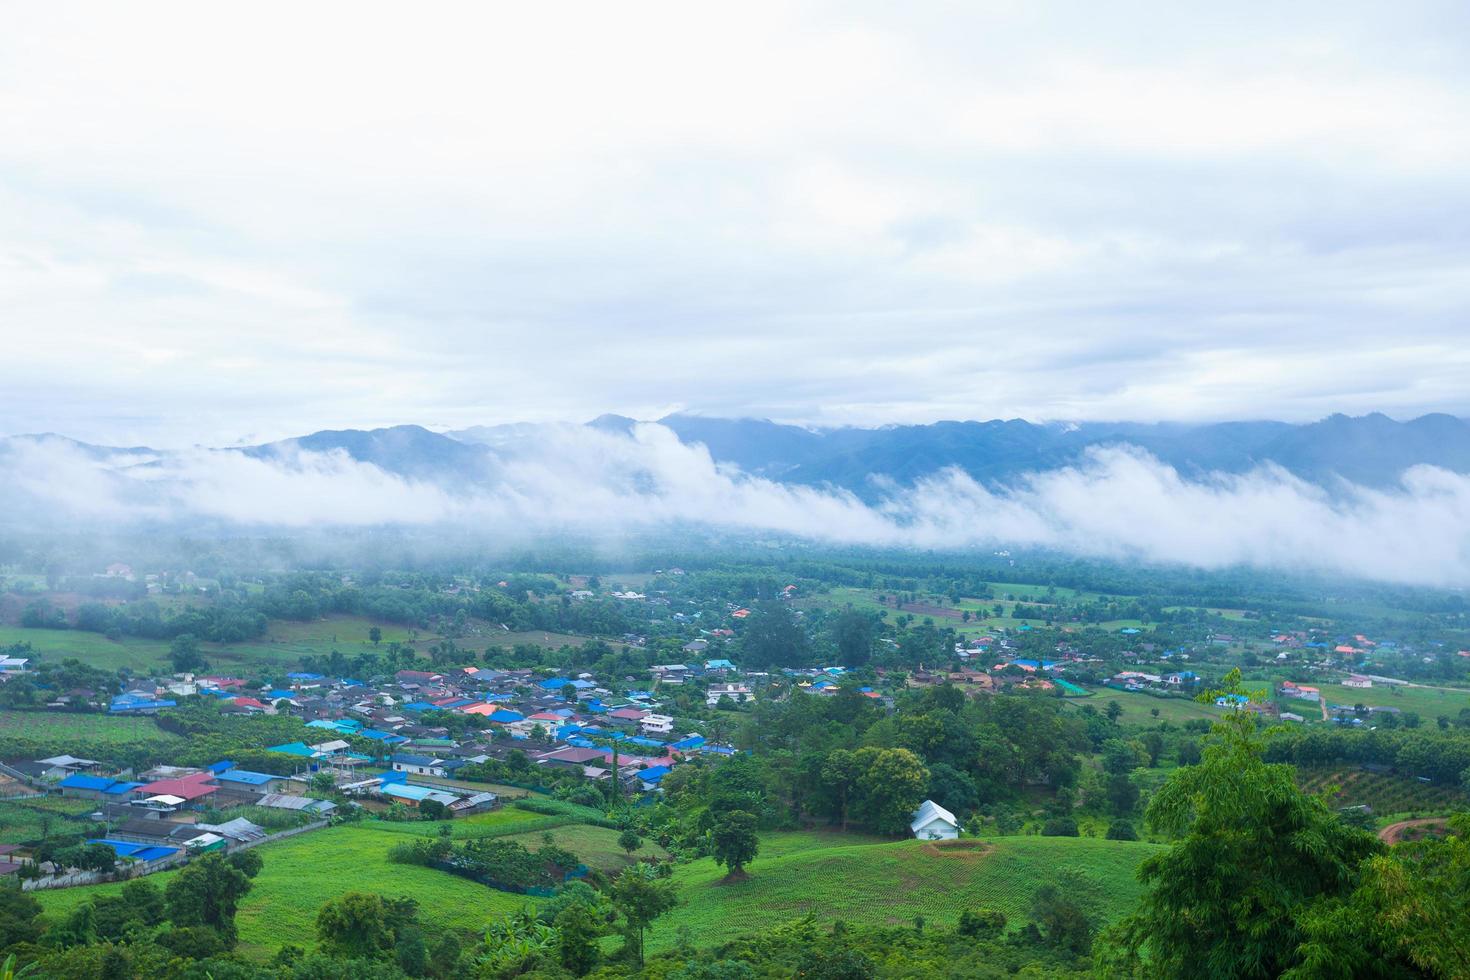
[1296,767,1464,816]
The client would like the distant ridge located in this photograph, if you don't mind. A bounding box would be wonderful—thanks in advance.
[7,412,1469,497]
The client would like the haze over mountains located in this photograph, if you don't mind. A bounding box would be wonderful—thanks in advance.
[6,412,1470,586]
[8,412,1470,498]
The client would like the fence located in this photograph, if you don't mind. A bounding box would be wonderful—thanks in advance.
[22,850,189,891]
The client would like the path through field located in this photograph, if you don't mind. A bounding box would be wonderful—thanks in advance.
[1378,818,1448,845]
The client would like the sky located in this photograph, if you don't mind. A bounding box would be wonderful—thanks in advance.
[3,1,1470,447]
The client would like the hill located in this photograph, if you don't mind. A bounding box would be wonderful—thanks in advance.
[651,831,1162,952]
[36,823,1159,960]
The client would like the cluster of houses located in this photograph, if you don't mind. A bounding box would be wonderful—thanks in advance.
[0,754,341,877]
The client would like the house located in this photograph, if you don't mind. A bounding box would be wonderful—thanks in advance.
[1342,675,1373,689]
[640,713,675,735]
[705,683,754,706]
[378,783,457,808]
[910,799,960,841]
[213,769,292,797]
[390,753,448,777]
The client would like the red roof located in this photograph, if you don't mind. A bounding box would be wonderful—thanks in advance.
[138,771,218,801]
[232,696,267,709]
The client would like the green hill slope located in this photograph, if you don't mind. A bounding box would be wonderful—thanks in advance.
[653,832,1162,952]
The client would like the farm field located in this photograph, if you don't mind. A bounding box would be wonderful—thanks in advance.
[482,630,612,651]
[1066,688,1226,726]
[0,626,171,672]
[0,615,456,674]
[651,831,1162,953]
[1296,766,1466,819]
[35,823,533,958]
[502,823,670,872]
[807,587,1150,634]
[200,614,437,670]
[0,711,180,746]
[1312,683,1470,720]
[0,797,100,844]
[360,807,569,840]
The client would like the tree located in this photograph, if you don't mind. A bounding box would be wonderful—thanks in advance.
[1103,712,1381,977]
[613,866,678,966]
[555,902,600,976]
[617,828,643,857]
[833,609,874,668]
[1106,819,1138,841]
[850,747,929,835]
[1104,700,1123,723]
[169,633,207,673]
[368,626,382,646]
[1031,883,1095,955]
[164,852,255,943]
[1289,813,1470,977]
[820,749,861,831]
[315,892,397,960]
[0,883,44,950]
[710,809,760,880]
[739,602,807,670]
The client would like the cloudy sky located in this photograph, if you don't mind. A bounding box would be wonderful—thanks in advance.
[4,1,1469,447]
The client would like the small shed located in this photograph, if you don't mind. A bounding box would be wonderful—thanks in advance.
[910,799,960,841]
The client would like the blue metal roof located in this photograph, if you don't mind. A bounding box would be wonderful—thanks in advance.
[59,774,114,791]
[89,839,179,861]
[214,769,275,785]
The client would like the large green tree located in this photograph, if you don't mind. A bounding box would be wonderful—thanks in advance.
[164,852,258,943]
[1103,713,1381,977]
[613,866,678,967]
[710,809,760,880]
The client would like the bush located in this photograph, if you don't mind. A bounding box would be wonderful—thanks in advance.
[956,907,1007,939]
[1105,819,1138,841]
[1040,817,1079,837]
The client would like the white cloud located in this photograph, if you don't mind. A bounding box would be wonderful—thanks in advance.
[5,424,1470,587]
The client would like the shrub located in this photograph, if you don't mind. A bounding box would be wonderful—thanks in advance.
[1040,817,1079,837]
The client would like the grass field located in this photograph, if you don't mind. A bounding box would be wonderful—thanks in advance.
[1064,688,1225,726]
[361,807,569,840]
[1311,683,1470,720]
[482,630,614,651]
[0,626,171,672]
[0,711,180,746]
[35,823,535,957]
[502,823,669,872]
[650,831,1161,952]
[0,615,459,674]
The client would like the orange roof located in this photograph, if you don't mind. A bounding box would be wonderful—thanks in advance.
[459,702,499,716]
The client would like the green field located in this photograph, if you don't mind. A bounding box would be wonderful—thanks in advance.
[0,797,102,844]
[1065,688,1225,726]
[0,615,449,674]
[502,823,669,872]
[0,626,170,672]
[35,823,534,957]
[806,586,1150,635]
[0,711,181,746]
[651,831,1161,952]
[360,807,569,840]
[1312,683,1470,721]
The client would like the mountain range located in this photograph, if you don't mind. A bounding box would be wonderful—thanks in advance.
[10,412,1470,499]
